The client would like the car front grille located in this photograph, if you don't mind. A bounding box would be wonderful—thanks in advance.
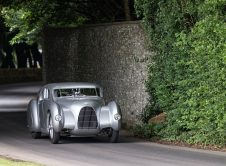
[78,107,98,129]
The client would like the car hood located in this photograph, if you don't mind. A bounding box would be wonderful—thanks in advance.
[55,97,104,109]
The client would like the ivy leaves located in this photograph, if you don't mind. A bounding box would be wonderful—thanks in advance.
[136,0,226,145]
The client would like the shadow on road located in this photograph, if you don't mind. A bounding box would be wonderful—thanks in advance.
[0,111,142,144]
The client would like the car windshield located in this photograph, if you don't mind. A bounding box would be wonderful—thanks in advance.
[54,88,100,98]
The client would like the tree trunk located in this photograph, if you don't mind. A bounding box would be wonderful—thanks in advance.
[123,0,131,21]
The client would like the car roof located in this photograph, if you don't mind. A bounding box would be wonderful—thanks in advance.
[43,82,102,90]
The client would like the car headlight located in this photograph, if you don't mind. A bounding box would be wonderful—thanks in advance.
[114,113,121,120]
[55,114,62,121]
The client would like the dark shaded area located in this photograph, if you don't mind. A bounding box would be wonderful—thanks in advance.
[1,32,43,68]
[1,31,15,68]
[0,69,42,85]
[0,16,42,69]
[82,0,137,23]
[0,112,28,137]
[14,42,42,68]
[15,42,31,68]
[30,43,42,67]
[46,0,138,24]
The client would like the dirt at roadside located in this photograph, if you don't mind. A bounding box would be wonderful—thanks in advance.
[152,139,226,152]
[147,113,226,152]
[0,155,23,162]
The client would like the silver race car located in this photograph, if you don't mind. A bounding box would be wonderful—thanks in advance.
[27,82,122,144]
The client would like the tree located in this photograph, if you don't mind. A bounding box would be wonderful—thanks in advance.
[123,0,131,21]
[1,0,137,45]
[1,0,87,44]
[0,0,138,68]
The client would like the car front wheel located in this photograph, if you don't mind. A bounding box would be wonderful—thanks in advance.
[49,114,60,144]
[108,128,119,143]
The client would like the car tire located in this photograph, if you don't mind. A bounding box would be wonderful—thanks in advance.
[109,128,119,143]
[31,132,41,139]
[49,114,60,144]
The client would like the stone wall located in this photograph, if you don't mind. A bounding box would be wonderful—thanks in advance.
[43,21,152,125]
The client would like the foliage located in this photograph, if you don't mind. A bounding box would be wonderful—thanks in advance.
[132,123,155,138]
[0,0,86,44]
[0,0,137,45]
[132,122,164,139]
[135,0,226,145]
[138,104,161,123]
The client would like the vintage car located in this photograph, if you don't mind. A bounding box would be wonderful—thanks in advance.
[27,82,122,144]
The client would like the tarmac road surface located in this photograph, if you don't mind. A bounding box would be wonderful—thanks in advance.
[0,83,225,166]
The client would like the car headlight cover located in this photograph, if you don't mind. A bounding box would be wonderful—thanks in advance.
[114,113,121,120]
[55,114,62,121]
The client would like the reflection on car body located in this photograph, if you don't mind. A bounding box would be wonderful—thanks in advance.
[27,82,121,144]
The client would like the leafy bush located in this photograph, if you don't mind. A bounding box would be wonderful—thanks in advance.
[139,104,162,124]
[132,123,155,138]
[135,0,226,145]
[132,122,164,139]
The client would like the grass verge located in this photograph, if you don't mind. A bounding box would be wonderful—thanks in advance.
[0,156,42,166]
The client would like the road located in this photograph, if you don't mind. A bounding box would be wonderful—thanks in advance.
[0,82,41,112]
[0,83,225,166]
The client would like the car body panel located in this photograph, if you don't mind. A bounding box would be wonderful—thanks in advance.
[27,82,121,138]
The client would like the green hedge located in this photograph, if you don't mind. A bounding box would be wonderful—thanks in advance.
[135,0,226,145]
